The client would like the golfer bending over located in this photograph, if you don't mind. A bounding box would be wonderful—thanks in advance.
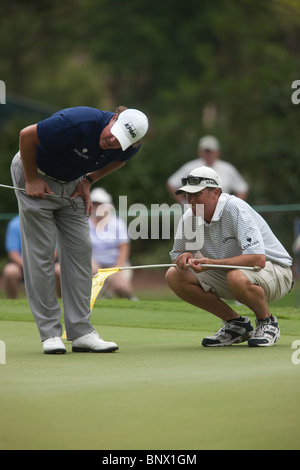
[11,105,148,354]
[166,166,293,347]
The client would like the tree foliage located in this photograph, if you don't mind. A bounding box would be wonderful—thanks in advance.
[0,0,300,259]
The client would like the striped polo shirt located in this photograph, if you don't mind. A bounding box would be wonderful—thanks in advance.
[170,194,293,267]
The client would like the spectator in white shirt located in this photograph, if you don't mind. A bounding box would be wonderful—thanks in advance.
[167,135,249,204]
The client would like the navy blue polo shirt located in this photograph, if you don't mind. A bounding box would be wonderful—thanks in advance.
[36,107,141,181]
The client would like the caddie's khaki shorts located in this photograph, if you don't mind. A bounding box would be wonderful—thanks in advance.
[192,261,293,303]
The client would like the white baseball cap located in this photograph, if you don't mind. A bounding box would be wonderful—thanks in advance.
[90,188,112,204]
[111,109,149,151]
[198,135,220,151]
[175,166,222,195]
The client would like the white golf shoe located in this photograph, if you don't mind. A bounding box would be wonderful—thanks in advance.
[72,331,119,353]
[43,337,66,355]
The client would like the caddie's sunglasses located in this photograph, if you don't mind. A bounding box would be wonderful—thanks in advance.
[181,176,218,186]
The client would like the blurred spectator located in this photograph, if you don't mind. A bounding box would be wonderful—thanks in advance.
[167,135,249,204]
[2,215,23,298]
[89,187,137,300]
[2,215,61,298]
[293,233,300,279]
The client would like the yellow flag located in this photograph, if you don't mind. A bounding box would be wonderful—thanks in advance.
[90,268,120,310]
[62,268,120,339]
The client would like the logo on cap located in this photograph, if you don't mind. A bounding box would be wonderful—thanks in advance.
[124,122,139,139]
[205,179,218,186]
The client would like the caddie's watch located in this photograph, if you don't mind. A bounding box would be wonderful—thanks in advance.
[83,174,93,185]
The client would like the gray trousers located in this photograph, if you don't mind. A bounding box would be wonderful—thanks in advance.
[11,152,93,341]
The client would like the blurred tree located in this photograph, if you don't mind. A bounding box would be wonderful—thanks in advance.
[0,0,299,260]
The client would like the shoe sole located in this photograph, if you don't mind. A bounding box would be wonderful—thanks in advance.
[72,346,119,353]
[44,349,66,355]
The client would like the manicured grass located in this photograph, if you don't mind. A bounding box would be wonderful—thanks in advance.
[0,295,300,450]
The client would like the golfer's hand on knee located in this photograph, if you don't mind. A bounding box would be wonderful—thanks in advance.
[71,180,92,215]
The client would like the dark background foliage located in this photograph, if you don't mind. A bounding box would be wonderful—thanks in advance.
[0,0,299,262]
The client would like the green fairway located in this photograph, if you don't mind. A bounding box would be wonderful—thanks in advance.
[0,296,300,450]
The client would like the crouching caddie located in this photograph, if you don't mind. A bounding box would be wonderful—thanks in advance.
[166,166,293,347]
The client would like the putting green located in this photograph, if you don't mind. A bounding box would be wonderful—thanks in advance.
[0,298,299,450]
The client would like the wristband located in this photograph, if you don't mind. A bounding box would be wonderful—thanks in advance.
[83,174,93,185]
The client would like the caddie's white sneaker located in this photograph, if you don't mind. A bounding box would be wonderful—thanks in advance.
[202,316,254,347]
[72,331,119,353]
[43,337,66,355]
[248,315,280,347]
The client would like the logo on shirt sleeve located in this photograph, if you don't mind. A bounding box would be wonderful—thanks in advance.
[242,236,259,250]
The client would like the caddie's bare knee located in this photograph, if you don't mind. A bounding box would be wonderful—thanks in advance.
[226,269,248,288]
[165,266,178,287]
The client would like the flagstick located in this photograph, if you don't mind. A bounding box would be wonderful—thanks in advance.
[117,264,261,272]
[77,262,262,336]
[119,264,175,270]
